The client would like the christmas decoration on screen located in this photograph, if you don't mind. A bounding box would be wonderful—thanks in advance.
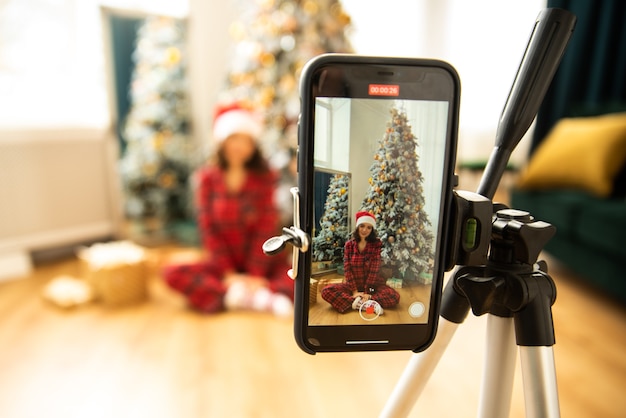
[361,107,435,284]
[313,173,350,264]
[119,16,197,233]
[220,0,353,159]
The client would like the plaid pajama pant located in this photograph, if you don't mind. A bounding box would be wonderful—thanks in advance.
[164,261,227,313]
[321,282,400,313]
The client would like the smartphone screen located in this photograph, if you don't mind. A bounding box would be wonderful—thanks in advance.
[296,55,459,353]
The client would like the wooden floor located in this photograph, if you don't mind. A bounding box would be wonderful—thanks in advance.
[0,247,624,418]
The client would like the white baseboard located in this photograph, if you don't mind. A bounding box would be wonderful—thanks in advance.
[0,250,33,282]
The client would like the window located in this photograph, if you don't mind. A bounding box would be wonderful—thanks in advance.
[0,0,188,128]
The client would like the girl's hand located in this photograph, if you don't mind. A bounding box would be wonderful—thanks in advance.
[244,275,270,291]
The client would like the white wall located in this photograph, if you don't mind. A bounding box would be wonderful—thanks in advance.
[0,128,120,280]
[332,0,546,165]
[348,100,388,218]
[187,0,238,151]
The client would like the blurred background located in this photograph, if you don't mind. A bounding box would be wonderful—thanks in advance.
[0,1,625,417]
[0,0,546,263]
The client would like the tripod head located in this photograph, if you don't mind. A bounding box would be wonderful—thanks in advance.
[491,208,556,266]
[443,8,575,271]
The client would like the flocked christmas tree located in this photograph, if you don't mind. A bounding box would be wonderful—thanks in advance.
[361,107,434,284]
[313,174,350,263]
[119,16,197,236]
[220,0,353,158]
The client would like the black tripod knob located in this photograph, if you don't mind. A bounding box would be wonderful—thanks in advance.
[456,274,506,316]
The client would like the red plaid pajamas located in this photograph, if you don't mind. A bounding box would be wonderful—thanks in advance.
[164,166,293,312]
[321,239,400,313]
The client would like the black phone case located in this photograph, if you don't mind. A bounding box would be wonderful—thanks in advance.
[295,54,461,354]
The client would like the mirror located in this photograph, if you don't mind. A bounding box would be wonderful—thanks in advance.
[309,97,449,325]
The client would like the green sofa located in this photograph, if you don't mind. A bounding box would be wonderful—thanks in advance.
[511,189,626,304]
[510,112,626,305]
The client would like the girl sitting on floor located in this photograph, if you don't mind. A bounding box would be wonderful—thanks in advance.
[163,103,293,316]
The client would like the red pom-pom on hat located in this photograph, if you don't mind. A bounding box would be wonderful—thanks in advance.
[355,211,376,228]
[213,102,263,143]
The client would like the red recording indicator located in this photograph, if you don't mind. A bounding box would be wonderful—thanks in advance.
[368,84,400,96]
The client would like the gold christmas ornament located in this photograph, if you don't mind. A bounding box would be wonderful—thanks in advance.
[279,74,296,92]
[158,172,176,189]
[165,47,181,66]
[283,15,298,32]
[142,163,157,176]
[260,86,276,107]
[303,0,319,15]
[259,51,276,67]
[152,132,165,151]
[274,115,287,129]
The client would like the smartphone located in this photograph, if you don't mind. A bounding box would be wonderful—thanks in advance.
[295,54,460,353]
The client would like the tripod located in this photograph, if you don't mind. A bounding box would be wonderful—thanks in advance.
[380,8,576,418]
[381,208,558,417]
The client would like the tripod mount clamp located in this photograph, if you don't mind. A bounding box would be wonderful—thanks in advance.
[263,226,309,255]
[262,187,310,280]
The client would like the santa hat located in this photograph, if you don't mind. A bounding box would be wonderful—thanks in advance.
[355,211,376,228]
[213,103,263,143]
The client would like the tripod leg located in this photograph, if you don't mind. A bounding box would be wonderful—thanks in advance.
[478,315,517,418]
[379,318,459,418]
[519,346,560,417]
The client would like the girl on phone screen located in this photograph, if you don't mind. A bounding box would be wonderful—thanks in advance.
[321,211,400,313]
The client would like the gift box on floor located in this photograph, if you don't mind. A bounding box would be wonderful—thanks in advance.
[78,241,148,306]
[309,279,318,305]
[386,278,403,289]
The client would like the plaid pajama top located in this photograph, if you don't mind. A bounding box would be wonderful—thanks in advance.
[343,238,384,294]
[196,166,279,278]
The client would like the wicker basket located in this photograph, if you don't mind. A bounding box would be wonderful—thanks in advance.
[78,241,148,306]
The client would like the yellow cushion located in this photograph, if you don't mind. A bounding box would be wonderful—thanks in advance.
[517,113,626,197]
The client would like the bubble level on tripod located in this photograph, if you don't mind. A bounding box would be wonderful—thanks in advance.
[463,218,478,250]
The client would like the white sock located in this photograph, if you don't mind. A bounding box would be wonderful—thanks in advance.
[224,281,248,310]
[251,287,273,311]
[270,293,293,317]
[225,283,293,316]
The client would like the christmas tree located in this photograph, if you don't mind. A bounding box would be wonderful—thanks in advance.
[313,173,350,264]
[361,107,434,284]
[119,16,197,236]
[220,0,353,157]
